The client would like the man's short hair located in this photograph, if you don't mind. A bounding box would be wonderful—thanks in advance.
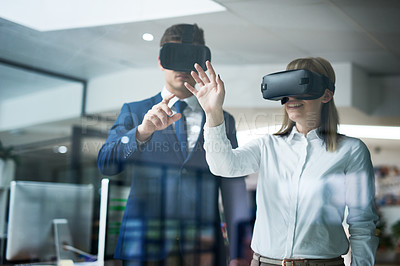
[160,23,205,47]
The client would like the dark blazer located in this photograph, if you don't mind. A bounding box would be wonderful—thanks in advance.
[97,93,248,263]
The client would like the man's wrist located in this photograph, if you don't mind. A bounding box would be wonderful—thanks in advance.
[136,124,153,143]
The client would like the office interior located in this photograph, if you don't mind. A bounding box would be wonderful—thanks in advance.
[0,0,400,265]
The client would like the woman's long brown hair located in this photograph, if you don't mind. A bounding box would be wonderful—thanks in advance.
[274,57,340,152]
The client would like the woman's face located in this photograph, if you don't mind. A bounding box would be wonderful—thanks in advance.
[284,89,333,133]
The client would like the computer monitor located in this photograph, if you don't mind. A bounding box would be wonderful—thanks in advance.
[6,181,94,263]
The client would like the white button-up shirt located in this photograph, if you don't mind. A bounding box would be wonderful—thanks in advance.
[162,87,203,153]
[204,122,379,266]
[137,87,203,153]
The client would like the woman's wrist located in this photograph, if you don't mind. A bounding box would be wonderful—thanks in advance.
[205,108,224,127]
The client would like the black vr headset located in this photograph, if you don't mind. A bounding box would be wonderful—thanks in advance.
[159,24,211,73]
[261,69,335,104]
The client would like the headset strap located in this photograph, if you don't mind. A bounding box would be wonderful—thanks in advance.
[181,24,194,44]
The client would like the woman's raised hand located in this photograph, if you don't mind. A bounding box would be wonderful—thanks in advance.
[184,61,225,127]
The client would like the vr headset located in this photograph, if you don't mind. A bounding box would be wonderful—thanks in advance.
[159,24,211,73]
[261,69,335,104]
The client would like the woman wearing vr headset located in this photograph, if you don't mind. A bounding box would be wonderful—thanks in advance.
[185,58,378,266]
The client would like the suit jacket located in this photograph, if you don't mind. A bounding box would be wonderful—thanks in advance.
[97,93,249,262]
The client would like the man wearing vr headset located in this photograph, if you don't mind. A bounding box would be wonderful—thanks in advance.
[185,58,378,266]
[97,24,249,266]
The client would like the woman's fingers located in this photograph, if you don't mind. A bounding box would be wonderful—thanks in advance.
[184,82,198,96]
[189,61,222,97]
[191,71,204,87]
[206,61,216,80]
[193,61,219,87]
[194,63,210,84]
[216,73,224,88]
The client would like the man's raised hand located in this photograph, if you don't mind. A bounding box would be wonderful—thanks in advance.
[136,93,181,141]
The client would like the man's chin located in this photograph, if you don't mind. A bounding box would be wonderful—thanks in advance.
[168,86,192,98]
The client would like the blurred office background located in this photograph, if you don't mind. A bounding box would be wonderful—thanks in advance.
[1,0,400,265]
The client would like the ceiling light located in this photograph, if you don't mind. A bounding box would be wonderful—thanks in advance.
[0,0,226,31]
[142,33,154,41]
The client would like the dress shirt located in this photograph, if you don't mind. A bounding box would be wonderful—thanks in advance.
[161,87,203,154]
[136,87,203,153]
[204,122,379,266]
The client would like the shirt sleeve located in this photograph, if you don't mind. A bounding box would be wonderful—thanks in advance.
[344,139,379,266]
[218,114,251,260]
[203,121,261,177]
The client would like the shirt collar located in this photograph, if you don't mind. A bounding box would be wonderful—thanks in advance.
[286,125,323,143]
[161,86,201,112]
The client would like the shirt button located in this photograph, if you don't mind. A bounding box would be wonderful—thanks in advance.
[192,125,201,134]
[121,136,129,144]
[181,168,188,175]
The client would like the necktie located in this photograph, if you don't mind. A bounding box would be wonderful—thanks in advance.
[174,100,188,158]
